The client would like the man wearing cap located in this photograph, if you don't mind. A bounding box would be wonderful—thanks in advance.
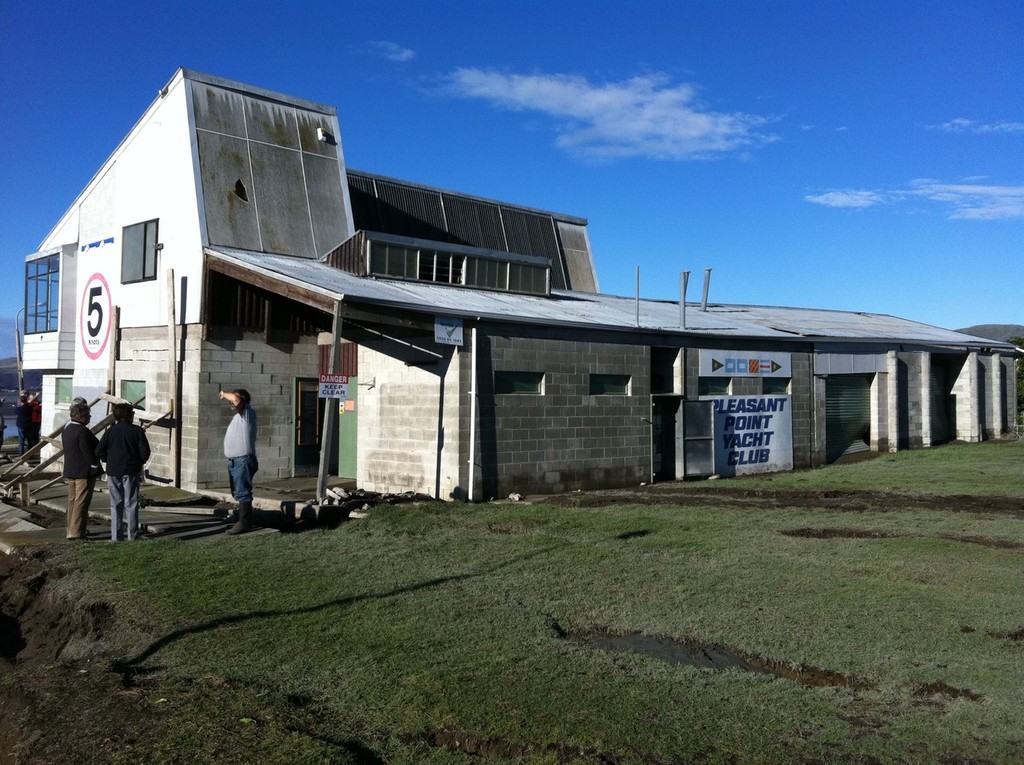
[62,400,102,540]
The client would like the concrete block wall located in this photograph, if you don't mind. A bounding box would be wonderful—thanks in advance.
[869,371,889,453]
[356,340,462,498]
[952,351,981,442]
[886,351,899,452]
[980,353,1004,437]
[896,352,926,449]
[472,330,650,497]
[1005,355,1019,429]
[812,375,827,466]
[114,327,193,484]
[194,333,321,489]
[790,352,814,468]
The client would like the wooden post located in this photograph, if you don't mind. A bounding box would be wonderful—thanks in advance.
[316,302,344,501]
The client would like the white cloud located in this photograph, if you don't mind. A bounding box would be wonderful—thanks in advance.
[803,190,882,208]
[928,117,1024,134]
[446,69,778,160]
[805,179,1024,220]
[908,179,1024,220]
[369,40,415,63]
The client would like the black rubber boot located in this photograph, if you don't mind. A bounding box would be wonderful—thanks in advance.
[226,501,253,535]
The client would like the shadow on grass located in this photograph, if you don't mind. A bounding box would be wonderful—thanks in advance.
[113,542,565,674]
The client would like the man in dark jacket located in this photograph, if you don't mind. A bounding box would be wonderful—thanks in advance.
[62,401,101,540]
[97,403,151,541]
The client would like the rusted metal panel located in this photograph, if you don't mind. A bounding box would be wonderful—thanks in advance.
[323,231,368,275]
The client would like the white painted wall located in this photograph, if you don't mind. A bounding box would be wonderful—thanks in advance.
[35,70,204,381]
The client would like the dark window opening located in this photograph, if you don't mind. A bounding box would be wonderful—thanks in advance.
[590,374,631,395]
[494,371,544,395]
[206,271,331,341]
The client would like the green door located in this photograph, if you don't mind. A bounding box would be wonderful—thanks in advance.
[338,376,358,479]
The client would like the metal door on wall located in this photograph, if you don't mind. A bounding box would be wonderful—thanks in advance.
[651,396,682,482]
[294,378,324,476]
[683,400,715,477]
[825,374,871,462]
[337,376,358,479]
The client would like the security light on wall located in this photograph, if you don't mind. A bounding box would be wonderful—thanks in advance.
[317,127,336,145]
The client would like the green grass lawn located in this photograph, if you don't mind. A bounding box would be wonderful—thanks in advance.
[53,439,1024,763]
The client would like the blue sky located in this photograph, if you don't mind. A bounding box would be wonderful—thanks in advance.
[1,0,1021,358]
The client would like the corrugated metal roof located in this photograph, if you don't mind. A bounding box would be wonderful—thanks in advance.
[205,247,1011,349]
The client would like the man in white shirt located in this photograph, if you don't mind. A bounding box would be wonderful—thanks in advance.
[219,389,259,535]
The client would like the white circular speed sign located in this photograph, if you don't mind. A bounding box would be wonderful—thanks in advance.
[80,272,113,360]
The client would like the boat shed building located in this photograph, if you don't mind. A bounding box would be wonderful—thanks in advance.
[20,69,1019,500]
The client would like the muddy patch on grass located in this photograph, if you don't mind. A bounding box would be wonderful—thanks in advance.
[402,728,627,763]
[571,628,873,690]
[547,486,1024,519]
[781,527,1024,551]
[916,682,983,701]
[942,535,1024,551]
[782,527,899,541]
[987,627,1024,641]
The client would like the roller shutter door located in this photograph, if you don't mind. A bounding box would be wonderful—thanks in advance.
[825,375,871,462]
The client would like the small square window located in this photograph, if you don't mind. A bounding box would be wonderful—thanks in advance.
[762,377,791,394]
[55,378,74,406]
[494,371,543,395]
[589,374,630,395]
[698,378,730,396]
[121,380,147,410]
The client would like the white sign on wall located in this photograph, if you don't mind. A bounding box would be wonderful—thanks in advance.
[700,394,794,476]
[700,349,791,377]
[434,316,463,346]
[79,271,114,364]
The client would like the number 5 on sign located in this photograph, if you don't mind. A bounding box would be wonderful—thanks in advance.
[80,273,113,361]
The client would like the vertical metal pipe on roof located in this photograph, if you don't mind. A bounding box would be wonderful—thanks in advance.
[635,266,640,327]
[468,326,478,502]
[680,271,690,329]
[701,268,712,311]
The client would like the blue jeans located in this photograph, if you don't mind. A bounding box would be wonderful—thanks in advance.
[227,455,258,503]
[108,473,142,541]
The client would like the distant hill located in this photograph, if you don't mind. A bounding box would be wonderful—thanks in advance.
[0,357,43,392]
[956,325,1024,344]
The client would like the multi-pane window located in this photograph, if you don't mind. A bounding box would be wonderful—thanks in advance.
[589,374,631,395]
[417,250,464,284]
[369,241,417,279]
[465,257,505,290]
[24,254,60,333]
[367,240,548,296]
[121,380,147,410]
[508,262,547,295]
[122,219,160,283]
[494,371,544,395]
